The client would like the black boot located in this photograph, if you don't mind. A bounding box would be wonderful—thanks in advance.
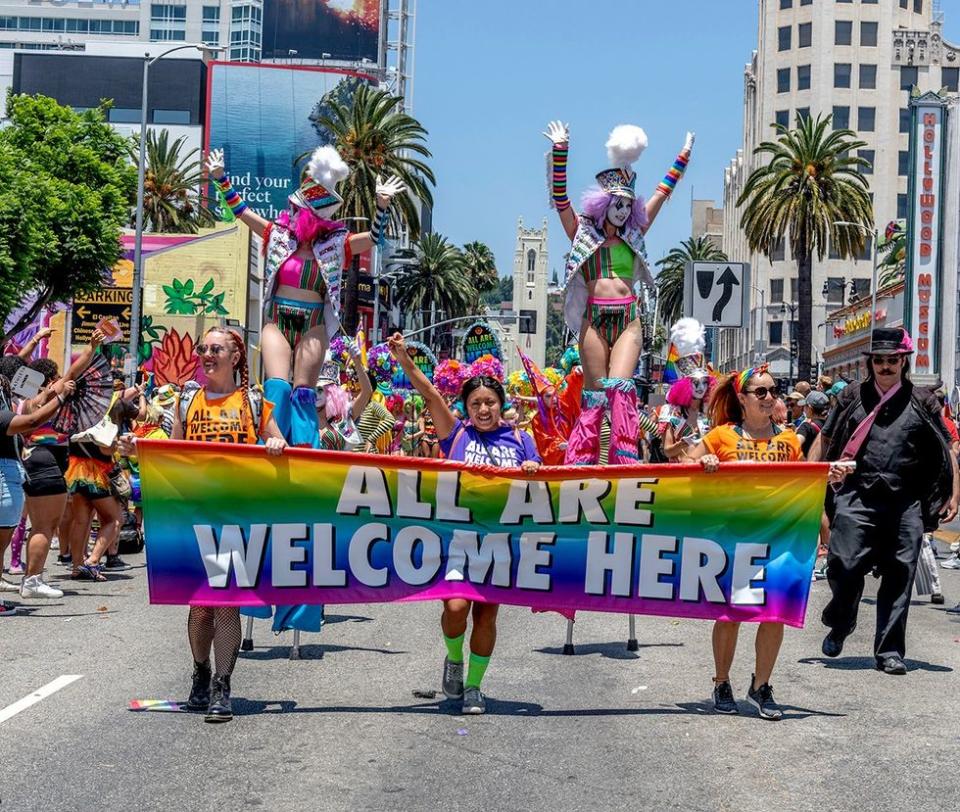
[205,674,233,723]
[186,660,211,710]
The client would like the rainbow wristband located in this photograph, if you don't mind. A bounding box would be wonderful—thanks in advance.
[370,207,389,245]
[216,176,248,217]
[551,144,571,211]
[656,149,690,198]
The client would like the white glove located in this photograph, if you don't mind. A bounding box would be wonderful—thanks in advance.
[683,132,696,153]
[344,336,362,361]
[375,175,406,203]
[543,120,570,145]
[206,148,226,180]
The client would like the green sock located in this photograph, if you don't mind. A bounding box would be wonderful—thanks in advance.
[465,652,491,689]
[443,633,464,664]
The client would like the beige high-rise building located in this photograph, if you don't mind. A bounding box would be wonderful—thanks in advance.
[717,0,960,375]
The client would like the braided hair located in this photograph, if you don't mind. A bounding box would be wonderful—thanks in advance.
[204,326,255,437]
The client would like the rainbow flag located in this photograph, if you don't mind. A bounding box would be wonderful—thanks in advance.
[140,442,828,627]
[662,343,681,384]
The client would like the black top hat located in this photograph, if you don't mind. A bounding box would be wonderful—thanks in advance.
[863,327,913,355]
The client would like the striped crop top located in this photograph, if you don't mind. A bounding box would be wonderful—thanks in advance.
[581,240,634,284]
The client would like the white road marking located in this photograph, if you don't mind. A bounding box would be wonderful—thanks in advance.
[0,675,84,725]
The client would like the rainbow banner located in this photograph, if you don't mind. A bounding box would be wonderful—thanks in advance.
[139,442,829,627]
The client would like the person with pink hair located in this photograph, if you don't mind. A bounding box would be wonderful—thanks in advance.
[314,341,372,452]
[659,319,715,462]
[205,146,404,449]
[544,121,694,465]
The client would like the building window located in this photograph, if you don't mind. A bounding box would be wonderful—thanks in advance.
[897,193,908,219]
[790,278,799,302]
[202,5,220,22]
[832,106,850,129]
[798,22,811,47]
[834,63,851,88]
[836,0,852,3]
[835,20,852,46]
[775,109,790,128]
[151,28,187,40]
[796,107,810,124]
[826,277,845,304]
[108,108,141,124]
[851,279,871,298]
[780,0,792,7]
[899,108,911,133]
[860,21,878,47]
[829,240,841,260]
[900,0,908,8]
[943,67,960,92]
[777,68,791,93]
[898,150,910,176]
[858,106,875,132]
[150,4,187,21]
[857,236,872,262]
[858,149,874,175]
[769,322,783,346]
[778,26,791,51]
[797,64,811,91]
[527,249,536,274]
[771,237,786,262]
[801,0,812,4]
[770,278,784,303]
[152,109,191,125]
[914,0,923,12]
[859,63,877,89]
[900,65,918,91]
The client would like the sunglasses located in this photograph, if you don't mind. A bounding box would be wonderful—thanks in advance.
[196,344,228,356]
[870,355,901,368]
[743,386,779,400]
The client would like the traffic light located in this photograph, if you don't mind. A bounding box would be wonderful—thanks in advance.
[790,338,799,356]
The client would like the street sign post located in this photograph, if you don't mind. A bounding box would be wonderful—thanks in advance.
[683,262,750,328]
[70,288,133,347]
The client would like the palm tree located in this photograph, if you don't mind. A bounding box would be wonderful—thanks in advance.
[654,236,728,326]
[309,83,436,333]
[462,241,499,293]
[130,129,214,233]
[396,233,476,346]
[738,114,873,380]
[877,221,906,288]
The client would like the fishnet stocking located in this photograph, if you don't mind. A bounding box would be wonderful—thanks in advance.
[187,606,242,676]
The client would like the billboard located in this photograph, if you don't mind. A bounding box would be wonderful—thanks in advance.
[206,63,374,221]
[262,0,382,63]
[905,91,948,380]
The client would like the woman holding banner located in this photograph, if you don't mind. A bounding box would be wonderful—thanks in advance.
[123,327,286,723]
[389,333,540,715]
[205,147,405,448]
[544,120,693,465]
[686,366,848,720]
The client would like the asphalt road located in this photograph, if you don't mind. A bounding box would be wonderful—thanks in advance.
[2,540,958,812]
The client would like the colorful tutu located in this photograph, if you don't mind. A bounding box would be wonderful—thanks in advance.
[65,456,113,500]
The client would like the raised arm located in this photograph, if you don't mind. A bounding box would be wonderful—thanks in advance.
[387,333,456,440]
[17,326,54,361]
[6,380,75,433]
[347,339,373,421]
[544,121,578,241]
[644,132,694,231]
[206,149,270,237]
[348,175,406,255]
[64,328,104,382]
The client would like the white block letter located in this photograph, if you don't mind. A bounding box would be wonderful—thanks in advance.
[558,479,610,524]
[613,478,657,527]
[194,524,268,588]
[337,467,392,516]
[312,523,346,587]
[396,469,431,519]
[500,480,554,524]
[446,530,512,586]
[348,523,390,587]
[271,522,308,587]
[678,537,726,603]
[584,531,635,596]
[436,471,471,522]
[393,525,442,585]
[731,543,769,606]
[516,532,555,591]
[638,534,677,600]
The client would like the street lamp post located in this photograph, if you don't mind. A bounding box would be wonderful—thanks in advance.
[833,220,879,352]
[781,301,798,385]
[129,44,220,381]
[750,284,766,362]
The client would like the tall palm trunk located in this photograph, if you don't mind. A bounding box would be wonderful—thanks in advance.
[797,251,813,382]
[342,255,361,336]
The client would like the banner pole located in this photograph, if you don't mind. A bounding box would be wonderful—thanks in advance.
[627,615,639,652]
[563,619,575,655]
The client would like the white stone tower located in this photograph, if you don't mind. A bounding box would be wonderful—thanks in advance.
[511,217,549,368]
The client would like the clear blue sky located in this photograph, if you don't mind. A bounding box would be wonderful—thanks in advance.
[414,0,960,280]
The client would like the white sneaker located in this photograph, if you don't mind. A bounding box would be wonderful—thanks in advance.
[940,556,960,570]
[0,578,20,593]
[19,575,63,599]
[951,541,960,553]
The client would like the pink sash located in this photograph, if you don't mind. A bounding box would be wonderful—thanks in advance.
[840,380,902,461]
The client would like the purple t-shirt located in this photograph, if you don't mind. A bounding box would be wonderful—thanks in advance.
[440,419,541,467]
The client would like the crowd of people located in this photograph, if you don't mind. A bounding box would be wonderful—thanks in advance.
[3,132,957,726]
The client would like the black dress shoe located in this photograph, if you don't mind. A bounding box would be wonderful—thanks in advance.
[931,592,945,605]
[876,655,907,675]
[822,631,845,658]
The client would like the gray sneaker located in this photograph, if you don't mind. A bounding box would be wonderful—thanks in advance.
[442,657,464,699]
[462,686,486,715]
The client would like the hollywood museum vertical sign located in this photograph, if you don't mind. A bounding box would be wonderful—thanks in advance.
[906,91,947,381]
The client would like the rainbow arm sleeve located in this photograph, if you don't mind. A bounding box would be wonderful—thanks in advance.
[655,147,691,199]
[549,144,571,212]
[215,176,248,218]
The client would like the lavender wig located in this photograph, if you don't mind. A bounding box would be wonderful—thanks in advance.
[580,187,649,231]
[666,374,716,409]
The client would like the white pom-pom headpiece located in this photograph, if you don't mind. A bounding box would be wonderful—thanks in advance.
[670,318,706,359]
[605,124,648,169]
[306,145,349,189]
